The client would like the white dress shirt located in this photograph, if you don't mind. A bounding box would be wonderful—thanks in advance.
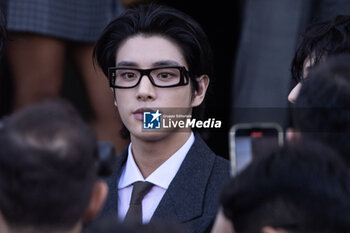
[118,132,195,223]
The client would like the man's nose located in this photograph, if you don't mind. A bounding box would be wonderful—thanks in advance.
[136,75,156,101]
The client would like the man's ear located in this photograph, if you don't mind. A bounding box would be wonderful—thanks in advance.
[111,88,118,107]
[84,181,108,221]
[261,226,289,233]
[191,75,210,107]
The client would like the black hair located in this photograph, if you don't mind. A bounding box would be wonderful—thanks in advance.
[220,139,350,233]
[291,15,350,82]
[293,54,350,167]
[93,3,213,125]
[0,99,98,230]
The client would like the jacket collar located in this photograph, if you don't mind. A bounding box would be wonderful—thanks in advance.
[101,134,216,223]
[151,135,216,222]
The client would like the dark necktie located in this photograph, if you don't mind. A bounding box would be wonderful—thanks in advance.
[124,181,154,225]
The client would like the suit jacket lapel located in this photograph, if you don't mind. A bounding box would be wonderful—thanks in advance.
[151,135,215,222]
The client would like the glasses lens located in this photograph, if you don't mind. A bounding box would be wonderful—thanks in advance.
[114,69,140,87]
[111,67,185,88]
[150,68,181,87]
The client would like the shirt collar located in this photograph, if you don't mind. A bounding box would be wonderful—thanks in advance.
[118,132,195,189]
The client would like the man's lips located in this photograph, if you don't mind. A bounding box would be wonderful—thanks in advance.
[132,108,156,114]
[132,108,156,120]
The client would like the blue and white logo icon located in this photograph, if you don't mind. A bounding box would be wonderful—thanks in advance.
[143,110,161,129]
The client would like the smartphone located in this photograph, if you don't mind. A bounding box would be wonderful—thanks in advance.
[229,122,284,175]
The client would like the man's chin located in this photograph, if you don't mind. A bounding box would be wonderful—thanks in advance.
[131,129,187,143]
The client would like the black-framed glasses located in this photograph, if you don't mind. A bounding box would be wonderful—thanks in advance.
[108,66,190,88]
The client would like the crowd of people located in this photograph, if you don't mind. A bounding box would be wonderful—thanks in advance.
[0,2,350,233]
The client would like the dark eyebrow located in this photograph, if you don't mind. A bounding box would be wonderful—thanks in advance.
[116,61,138,67]
[152,60,181,67]
[116,60,182,68]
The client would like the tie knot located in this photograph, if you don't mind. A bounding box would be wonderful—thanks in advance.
[130,181,154,205]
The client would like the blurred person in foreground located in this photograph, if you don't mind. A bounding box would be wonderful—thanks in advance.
[288,14,350,103]
[292,54,350,167]
[212,138,350,233]
[0,99,108,233]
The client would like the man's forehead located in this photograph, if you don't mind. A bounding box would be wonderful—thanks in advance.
[115,35,187,68]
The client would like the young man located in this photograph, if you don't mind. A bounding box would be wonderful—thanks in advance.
[288,14,350,103]
[214,139,350,233]
[93,4,230,233]
[0,99,107,233]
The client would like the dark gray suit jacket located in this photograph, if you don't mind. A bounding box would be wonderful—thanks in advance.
[99,134,231,233]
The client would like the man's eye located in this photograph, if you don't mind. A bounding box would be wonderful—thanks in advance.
[158,73,172,79]
[121,72,137,79]
[158,72,179,80]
